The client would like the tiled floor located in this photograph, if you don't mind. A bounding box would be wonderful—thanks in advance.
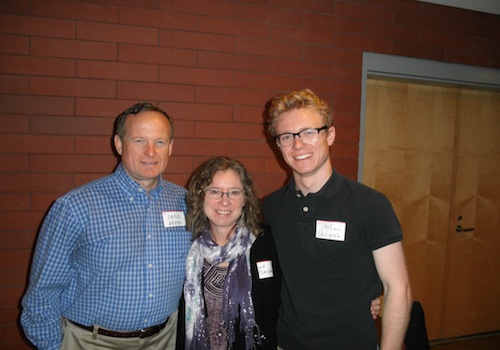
[430,333,500,349]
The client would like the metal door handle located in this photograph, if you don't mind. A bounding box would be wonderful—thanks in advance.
[455,225,474,232]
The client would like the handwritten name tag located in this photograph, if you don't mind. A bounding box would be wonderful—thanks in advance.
[162,211,186,228]
[256,260,274,279]
[315,220,346,241]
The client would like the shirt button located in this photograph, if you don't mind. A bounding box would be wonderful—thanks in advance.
[148,293,153,298]
[148,264,153,268]
[147,234,151,239]
[303,206,309,212]
[296,193,301,198]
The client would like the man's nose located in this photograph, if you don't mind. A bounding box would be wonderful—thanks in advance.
[292,134,305,147]
[145,143,156,156]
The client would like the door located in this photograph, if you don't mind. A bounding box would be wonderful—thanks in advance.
[362,78,500,340]
[441,88,500,338]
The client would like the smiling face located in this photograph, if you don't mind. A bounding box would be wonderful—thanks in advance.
[203,169,245,242]
[275,107,335,191]
[113,111,173,192]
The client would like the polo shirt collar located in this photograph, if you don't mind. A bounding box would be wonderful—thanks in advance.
[286,169,343,199]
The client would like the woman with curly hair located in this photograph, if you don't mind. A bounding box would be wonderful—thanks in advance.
[183,156,281,350]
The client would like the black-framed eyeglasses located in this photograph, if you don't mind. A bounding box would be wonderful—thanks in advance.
[274,125,328,147]
[204,189,245,199]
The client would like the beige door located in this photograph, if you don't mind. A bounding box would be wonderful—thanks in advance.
[362,78,500,340]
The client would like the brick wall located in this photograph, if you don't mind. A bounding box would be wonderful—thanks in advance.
[1,0,499,348]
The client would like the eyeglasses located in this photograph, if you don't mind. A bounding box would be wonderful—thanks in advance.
[204,189,245,199]
[274,125,328,147]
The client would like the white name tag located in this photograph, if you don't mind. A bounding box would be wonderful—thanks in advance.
[162,211,186,228]
[315,220,346,241]
[256,260,274,279]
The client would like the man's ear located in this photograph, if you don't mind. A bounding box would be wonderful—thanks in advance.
[327,126,336,146]
[114,134,123,156]
[168,140,174,156]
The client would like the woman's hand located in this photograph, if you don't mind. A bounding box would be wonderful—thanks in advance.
[371,296,382,320]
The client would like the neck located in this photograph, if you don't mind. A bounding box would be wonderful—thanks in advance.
[210,225,236,246]
[293,166,333,196]
[141,179,158,195]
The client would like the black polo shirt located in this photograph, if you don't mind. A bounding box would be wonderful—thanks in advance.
[262,170,402,350]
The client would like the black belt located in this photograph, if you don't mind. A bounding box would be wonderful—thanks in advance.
[69,319,168,338]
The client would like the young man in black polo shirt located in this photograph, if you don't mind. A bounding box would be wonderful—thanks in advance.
[262,89,411,350]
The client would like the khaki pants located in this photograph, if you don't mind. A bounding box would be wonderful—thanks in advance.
[61,310,178,350]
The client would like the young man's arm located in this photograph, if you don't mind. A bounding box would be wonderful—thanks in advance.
[373,241,412,350]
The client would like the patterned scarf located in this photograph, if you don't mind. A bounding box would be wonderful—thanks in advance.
[184,224,259,349]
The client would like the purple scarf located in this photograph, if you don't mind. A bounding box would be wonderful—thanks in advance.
[184,224,260,349]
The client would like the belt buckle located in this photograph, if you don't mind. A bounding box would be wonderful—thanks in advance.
[139,329,146,338]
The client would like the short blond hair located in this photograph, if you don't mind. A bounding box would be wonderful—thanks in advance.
[265,88,333,137]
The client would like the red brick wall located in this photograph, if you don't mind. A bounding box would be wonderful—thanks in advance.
[1,0,499,348]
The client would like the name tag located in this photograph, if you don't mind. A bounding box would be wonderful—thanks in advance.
[256,260,274,279]
[162,211,186,228]
[315,220,346,241]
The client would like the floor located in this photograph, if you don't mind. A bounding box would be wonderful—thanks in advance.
[374,317,500,349]
[430,333,500,349]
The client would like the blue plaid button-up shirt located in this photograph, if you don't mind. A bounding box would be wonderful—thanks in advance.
[21,164,192,350]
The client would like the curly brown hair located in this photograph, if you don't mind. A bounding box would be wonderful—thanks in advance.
[186,156,261,239]
[265,88,333,137]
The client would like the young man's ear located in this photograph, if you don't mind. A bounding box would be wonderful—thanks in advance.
[327,126,336,146]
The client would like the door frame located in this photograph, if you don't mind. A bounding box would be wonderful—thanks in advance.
[358,52,500,181]
[359,52,500,340]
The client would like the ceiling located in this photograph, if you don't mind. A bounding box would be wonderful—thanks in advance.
[418,0,500,15]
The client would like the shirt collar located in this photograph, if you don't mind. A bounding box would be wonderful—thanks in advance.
[287,169,343,199]
[114,164,163,199]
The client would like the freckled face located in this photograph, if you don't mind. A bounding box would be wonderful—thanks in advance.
[203,169,245,236]
[114,111,173,191]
